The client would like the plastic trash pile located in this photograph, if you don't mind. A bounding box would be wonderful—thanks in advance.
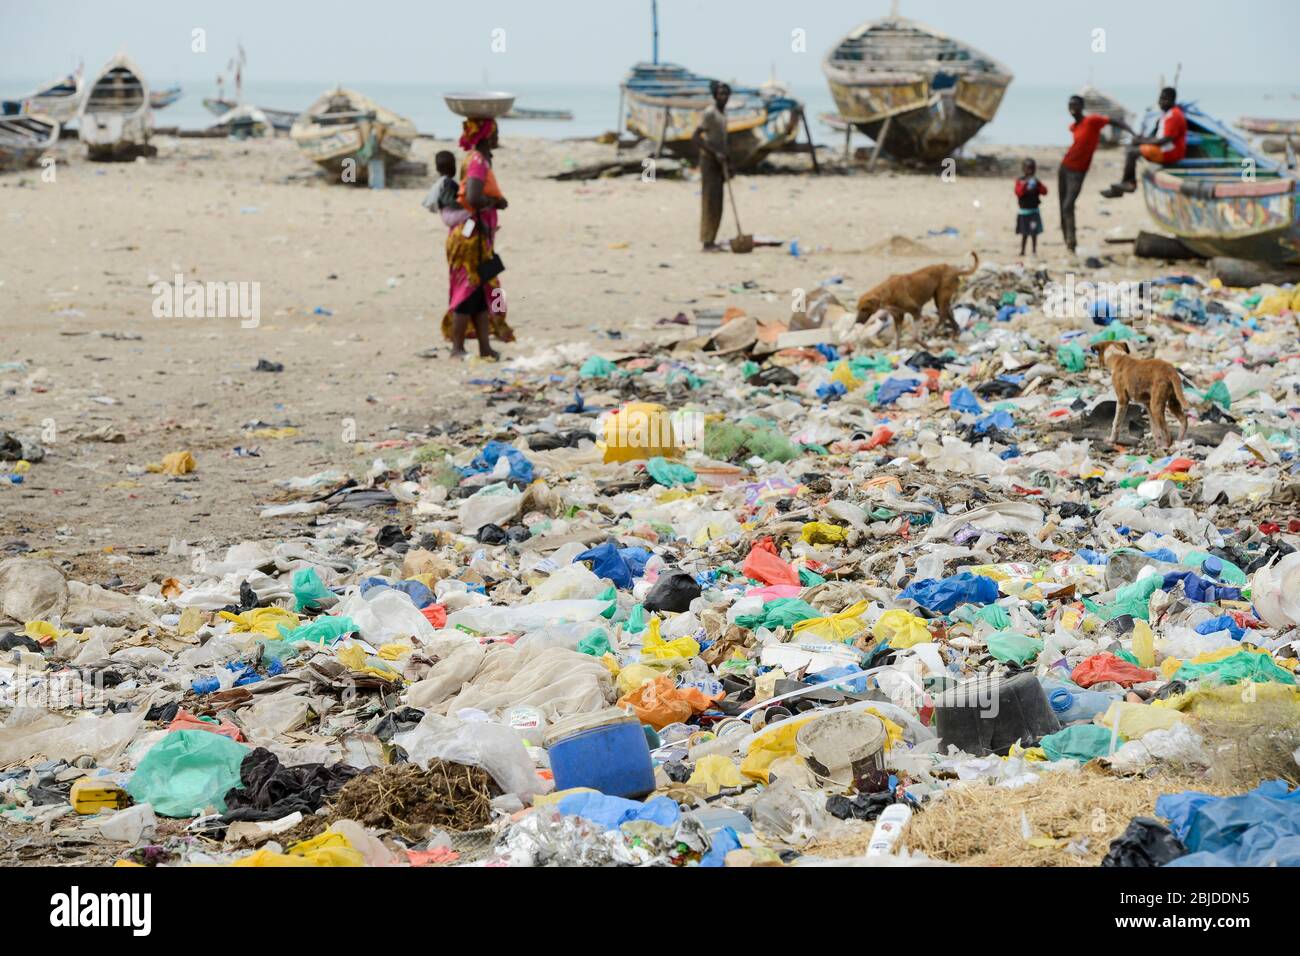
[1,262,1298,867]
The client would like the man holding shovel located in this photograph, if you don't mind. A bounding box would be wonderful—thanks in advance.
[693,81,730,252]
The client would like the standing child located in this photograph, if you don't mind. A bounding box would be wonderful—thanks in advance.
[421,150,470,229]
[1014,158,1048,257]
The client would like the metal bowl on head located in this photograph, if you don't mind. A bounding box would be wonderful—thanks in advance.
[443,92,516,119]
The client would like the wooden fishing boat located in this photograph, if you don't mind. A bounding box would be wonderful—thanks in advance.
[0,114,60,172]
[1078,84,1130,148]
[203,97,298,131]
[1141,104,1300,265]
[209,104,271,139]
[822,11,1012,163]
[79,53,152,159]
[1,68,84,123]
[289,88,416,183]
[149,85,182,110]
[1236,117,1300,137]
[619,0,803,169]
[622,62,804,169]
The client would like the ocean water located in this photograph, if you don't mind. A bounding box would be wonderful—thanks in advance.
[6,76,1298,148]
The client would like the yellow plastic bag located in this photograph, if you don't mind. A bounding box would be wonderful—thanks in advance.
[602,402,682,463]
[687,754,746,795]
[147,450,197,475]
[799,521,849,546]
[1097,701,1184,739]
[24,620,70,642]
[336,643,402,682]
[830,361,862,392]
[791,600,868,643]
[872,609,932,648]
[218,607,300,638]
[741,716,817,783]
[234,830,364,867]
[615,662,665,697]
[640,616,700,662]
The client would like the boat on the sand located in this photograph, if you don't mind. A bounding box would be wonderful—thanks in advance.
[203,97,298,131]
[79,53,153,160]
[0,114,60,172]
[1,68,84,123]
[822,11,1012,163]
[622,62,803,169]
[1141,103,1299,265]
[289,88,416,183]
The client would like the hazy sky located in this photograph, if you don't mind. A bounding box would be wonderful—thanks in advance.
[3,0,1297,88]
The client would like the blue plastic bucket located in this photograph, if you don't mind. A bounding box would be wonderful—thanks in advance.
[546,714,655,798]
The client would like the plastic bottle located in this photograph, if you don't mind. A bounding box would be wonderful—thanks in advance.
[1039,678,1116,723]
[866,803,913,856]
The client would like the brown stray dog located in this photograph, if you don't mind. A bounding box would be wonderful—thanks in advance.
[1094,341,1189,449]
[855,252,979,349]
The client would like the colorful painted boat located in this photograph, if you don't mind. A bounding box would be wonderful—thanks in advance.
[1141,104,1300,265]
[622,61,803,169]
[0,114,60,172]
[79,53,152,160]
[1078,84,1131,148]
[822,12,1012,163]
[289,88,416,183]
[1,68,84,123]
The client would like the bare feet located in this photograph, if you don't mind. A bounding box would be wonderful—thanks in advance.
[448,348,467,360]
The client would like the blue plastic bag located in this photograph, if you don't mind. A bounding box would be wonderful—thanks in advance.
[899,572,999,613]
[462,440,534,484]
[556,792,681,830]
[876,377,921,406]
[359,577,435,609]
[949,387,982,415]
[574,541,636,589]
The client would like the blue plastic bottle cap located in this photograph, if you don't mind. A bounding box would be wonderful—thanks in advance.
[1203,555,1222,578]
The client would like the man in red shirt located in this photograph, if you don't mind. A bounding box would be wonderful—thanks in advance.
[1103,87,1187,198]
[1059,94,1132,253]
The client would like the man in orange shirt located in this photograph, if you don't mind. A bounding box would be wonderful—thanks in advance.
[1102,87,1187,198]
[1059,94,1133,253]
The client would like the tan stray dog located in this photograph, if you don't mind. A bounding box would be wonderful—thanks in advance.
[855,252,979,349]
[1094,341,1189,449]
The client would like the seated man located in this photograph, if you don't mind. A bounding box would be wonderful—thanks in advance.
[1101,87,1187,198]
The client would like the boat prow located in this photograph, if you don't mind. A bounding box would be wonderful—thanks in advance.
[79,53,153,160]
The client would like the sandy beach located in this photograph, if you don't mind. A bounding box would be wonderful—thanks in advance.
[2,133,1156,582]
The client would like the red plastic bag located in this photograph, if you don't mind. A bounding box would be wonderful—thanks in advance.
[1071,653,1157,689]
[742,538,799,587]
[167,708,245,741]
[421,604,448,628]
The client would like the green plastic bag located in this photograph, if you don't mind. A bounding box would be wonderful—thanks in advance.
[127,730,249,817]
[293,567,334,612]
[1041,724,1116,763]
[260,639,300,666]
[734,598,820,631]
[1056,342,1086,372]
[579,356,616,379]
[625,604,647,635]
[1203,379,1231,410]
[986,631,1042,666]
[598,585,619,620]
[1174,651,1296,686]
[798,567,826,587]
[646,457,696,488]
[1086,574,1161,622]
[280,615,357,644]
[954,604,1011,629]
[577,628,612,657]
